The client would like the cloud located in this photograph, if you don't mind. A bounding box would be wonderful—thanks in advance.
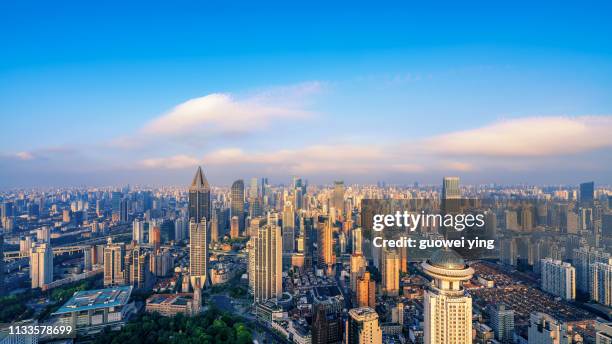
[14,151,34,160]
[139,155,200,169]
[426,116,612,157]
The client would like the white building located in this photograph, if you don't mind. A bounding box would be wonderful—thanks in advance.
[347,307,382,344]
[541,258,576,301]
[30,243,53,289]
[422,249,474,344]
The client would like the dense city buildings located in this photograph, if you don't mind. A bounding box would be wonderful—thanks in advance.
[0,175,611,343]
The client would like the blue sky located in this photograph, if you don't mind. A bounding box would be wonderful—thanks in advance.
[2,1,612,187]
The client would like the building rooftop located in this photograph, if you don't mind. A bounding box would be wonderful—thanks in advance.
[53,285,133,315]
[429,248,466,270]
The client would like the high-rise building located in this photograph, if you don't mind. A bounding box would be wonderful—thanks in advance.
[356,271,376,308]
[488,304,515,343]
[282,201,295,253]
[382,250,400,297]
[346,307,382,344]
[573,246,611,294]
[442,177,461,200]
[132,219,144,244]
[541,258,576,300]
[317,215,334,272]
[254,212,282,303]
[312,303,343,344]
[30,242,53,288]
[210,211,219,243]
[422,249,474,344]
[128,246,150,289]
[231,179,245,233]
[189,218,208,290]
[528,312,574,344]
[350,253,367,292]
[149,225,161,247]
[580,181,595,205]
[332,181,344,214]
[591,262,612,307]
[188,166,211,222]
[352,227,363,255]
[119,198,129,223]
[230,216,240,239]
[103,238,125,286]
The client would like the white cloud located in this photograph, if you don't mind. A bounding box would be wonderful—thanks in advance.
[426,116,612,157]
[15,151,34,160]
[139,155,200,169]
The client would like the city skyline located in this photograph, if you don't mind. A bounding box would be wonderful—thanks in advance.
[2,2,612,187]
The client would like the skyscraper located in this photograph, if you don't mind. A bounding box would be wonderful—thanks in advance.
[488,304,515,343]
[188,166,211,223]
[317,215,334,273]
[230,216,240,239]
[356,271,376,308]
[231,179,245,233]
[189,218,208,290]
[573,246,611,294]
[442,176,461,200]
[580,181,595,205]
[132,219,144,244]
[254,212,282,303]
[332,181,344,213]
[282,201,295,253]
[346,307,382,344]
[30,242,53,288]
[422,249,474,344]
[541,258,576,300]
[591,262,612,307]
[103,238,125,286]
[382,250,400,297]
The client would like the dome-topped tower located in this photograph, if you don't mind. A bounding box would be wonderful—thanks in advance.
[429,248,467,270]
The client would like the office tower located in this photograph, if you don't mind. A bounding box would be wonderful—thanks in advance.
[528,312,574,344]
[0,201,13,219]
[254,212,282,303]
[174,217,186,242]
[111,191,122,213]
[247,237,256,292]
[149,225,161,246]
[595,320,612,344]
[317,216,334,272]
[132,219,144,244]
[210,211,218,243]
[352,227,362,255]
[130,247,150,289]
[230,179,245,233]
[591,262,612,306]
[422,249,474,344]
[442,176,460,200]
[83,248,92,271]
[282,201,295,253]
[189,218,208,290]
[541,258,576,300]
[580,181,595,205]
[230,216,240,239]
[603,214,612,238]
[356,271,376,308]
[346,307,382,344]
[488,304,515,343]
[382,250,400,297]
[350,253,367,292]
[30,242,53,289]
[312,303,343,344]
[500,238,518,266]
[119,198,128,223]
[573,246,611,294]
[332,181,344,213]
[188,166,211,222]
[103,238,125,286]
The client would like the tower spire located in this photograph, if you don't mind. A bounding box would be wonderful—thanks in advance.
[191,166,210,190]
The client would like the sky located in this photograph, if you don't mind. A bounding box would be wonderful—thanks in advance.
[2,1,612,188]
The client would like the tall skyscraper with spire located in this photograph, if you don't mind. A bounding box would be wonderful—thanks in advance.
[422,249,474,344]
[189,166,211,223]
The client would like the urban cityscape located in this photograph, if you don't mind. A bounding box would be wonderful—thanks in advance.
[0,170,610,343]
[2,2,612,343]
